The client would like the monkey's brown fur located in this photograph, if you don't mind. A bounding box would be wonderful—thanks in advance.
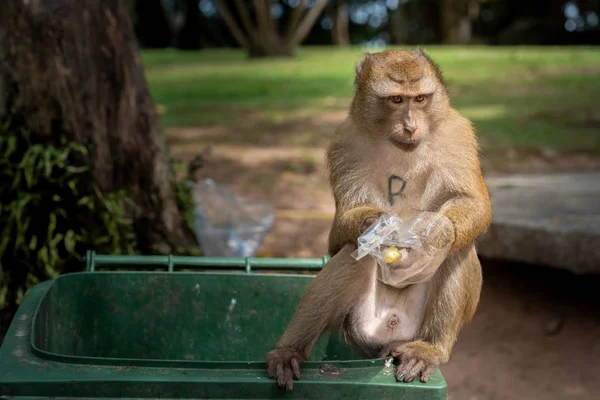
[267,49,492,391]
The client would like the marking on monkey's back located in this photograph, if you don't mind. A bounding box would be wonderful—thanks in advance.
[388,175,407,205]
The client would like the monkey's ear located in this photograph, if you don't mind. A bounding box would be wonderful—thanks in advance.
[355,53,373,83]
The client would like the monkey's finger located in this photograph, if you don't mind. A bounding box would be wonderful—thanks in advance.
[420,364,435,383]
[276,363,286,387]
[284,366,294,391]
[406,359,425,382]
[267,360,278,378]
[396,358,417,382]
[402,357,418,372]
[291,357,301,380]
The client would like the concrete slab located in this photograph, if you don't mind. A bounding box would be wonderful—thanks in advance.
[478,172,600,274]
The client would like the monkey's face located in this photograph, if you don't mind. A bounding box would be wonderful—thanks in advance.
[384,93,431,146]
[352,50,448,148]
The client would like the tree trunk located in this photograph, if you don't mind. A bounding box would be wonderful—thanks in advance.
[215,0,328,58]
[387,0,439,45]
[440,0,472,44]
[174,0,203,50]
[134,0,173,48]
[0,0,196,253]
[215,0,291,58]
[387,4,408,45]
[331,0,350,46]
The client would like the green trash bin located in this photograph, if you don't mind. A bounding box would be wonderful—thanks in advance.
[0,252,447,399]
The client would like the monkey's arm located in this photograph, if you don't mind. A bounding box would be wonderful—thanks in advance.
[328,205,384,256]
[325,134,386,256]
[437,165,492,253]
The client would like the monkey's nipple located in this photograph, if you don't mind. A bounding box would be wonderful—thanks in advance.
[387,314,399,329]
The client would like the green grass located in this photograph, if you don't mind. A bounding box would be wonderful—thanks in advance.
[142,45,600,150]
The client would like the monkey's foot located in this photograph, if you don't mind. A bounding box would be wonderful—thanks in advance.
[267,348,306,391]
[391,341,447,383]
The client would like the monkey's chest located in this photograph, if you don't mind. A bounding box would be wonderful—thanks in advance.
[376,172,428,217]
[347,281,427,351]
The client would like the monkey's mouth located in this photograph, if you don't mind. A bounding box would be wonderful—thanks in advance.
[389,137,420,151]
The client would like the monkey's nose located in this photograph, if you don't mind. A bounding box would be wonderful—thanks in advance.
[404,121,417,135]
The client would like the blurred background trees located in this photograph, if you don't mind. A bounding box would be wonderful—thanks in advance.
[212,0,329,57]
[130,0,600,52]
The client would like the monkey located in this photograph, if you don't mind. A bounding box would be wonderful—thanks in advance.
[266,48,492,391]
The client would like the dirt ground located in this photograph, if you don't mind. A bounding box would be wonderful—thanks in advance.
[169,116,600,400]
[445,260,600,400]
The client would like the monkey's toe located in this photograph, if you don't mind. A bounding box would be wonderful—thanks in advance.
[266,348,305,391]
[392,341,446,384]
[395,357,433,383]
[419,364,435,383]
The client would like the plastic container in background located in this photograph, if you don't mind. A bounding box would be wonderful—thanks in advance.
[192,178,275,257]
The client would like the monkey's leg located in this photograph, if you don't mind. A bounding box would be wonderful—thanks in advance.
[389,247,482,383]
[267,243,374,391]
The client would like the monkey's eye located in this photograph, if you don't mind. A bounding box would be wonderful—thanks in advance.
[389,96,403,104]
[415,95,426,103]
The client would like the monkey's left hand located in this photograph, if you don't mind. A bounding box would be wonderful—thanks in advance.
[409,212,455,252]
[267,347,306,391]
[390,340,447,383]
[381,214,455,286]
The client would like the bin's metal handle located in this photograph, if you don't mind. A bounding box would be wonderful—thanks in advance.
[84,250,330,273]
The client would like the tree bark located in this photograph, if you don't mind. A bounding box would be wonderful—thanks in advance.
[234,0,261,46]
[214,0,254,52]
[284,0,309,44]
[387,4,408,45]
[331,0,350,46]
[288,0,329,48]
[440,0,472,44]
[0,0,196,253]
[253,0,277,54]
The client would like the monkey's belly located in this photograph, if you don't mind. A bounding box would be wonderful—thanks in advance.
[346,282,427,353]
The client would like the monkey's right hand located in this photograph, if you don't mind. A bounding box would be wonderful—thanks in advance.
[267,347,306,391]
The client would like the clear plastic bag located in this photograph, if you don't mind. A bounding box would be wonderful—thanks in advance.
[351,212,455,288]
[191,178,275,257]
